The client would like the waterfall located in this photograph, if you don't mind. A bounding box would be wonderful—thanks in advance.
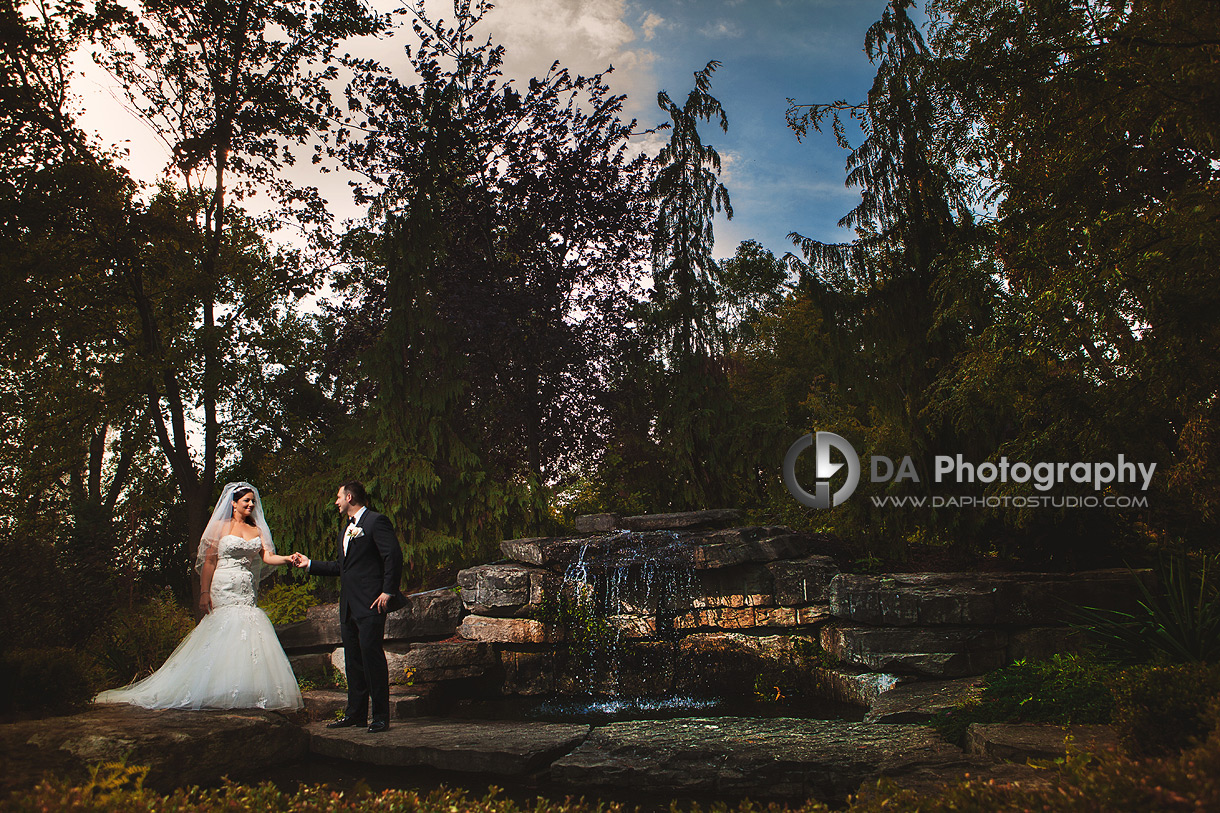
[555,530,699,696]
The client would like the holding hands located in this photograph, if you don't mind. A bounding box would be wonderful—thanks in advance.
[289,552,309,568]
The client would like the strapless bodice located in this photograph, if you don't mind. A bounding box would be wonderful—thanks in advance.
[211,534,263,607]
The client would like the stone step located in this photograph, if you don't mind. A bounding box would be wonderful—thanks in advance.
[550,716,969,803]
[864,676,984,723]
[307,717,591,775]
[966,722,1120,763]
[302,689,433,722]
[830,569,1154,627]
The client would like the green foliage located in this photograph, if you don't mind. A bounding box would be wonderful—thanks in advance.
[1075,554,1220,665]
[25,732,1220,812]
[930,655,1115,746]
[1109,662,1220,757]
[649,59,733,362]
[256,578,316,626]
[89,587,194,687]
[0,647,100,719]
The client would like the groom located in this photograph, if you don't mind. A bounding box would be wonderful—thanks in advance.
[293,481,405,733]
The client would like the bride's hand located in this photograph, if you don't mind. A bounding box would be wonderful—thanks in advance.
[199,594,212,614]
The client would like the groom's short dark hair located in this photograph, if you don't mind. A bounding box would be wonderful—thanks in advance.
[340,481,368,507]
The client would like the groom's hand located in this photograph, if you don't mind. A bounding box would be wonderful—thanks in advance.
[371,593,392,613]
[291,552,309,568]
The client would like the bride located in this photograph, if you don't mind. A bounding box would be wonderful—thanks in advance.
[95,482,303,711]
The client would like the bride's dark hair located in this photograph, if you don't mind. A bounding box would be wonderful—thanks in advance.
[231,487,257,526]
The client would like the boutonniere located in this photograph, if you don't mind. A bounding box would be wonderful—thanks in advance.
[344,524,364,540]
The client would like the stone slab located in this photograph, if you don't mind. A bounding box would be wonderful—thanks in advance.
[967,723,1120,763]
[308,717,590,775]
[457,563,555,617]
[0,705,306,794]
[808,668,907,707]
[865,677,984,723]
[277,591,464,652]
[767,555,840,605]
[550,717,969,803]
[457,615,558,644]
[821,623,1008,678]
[690,532,817,569]
[619,509,743,531]
[402,641,498,682]
[830,570,1154,627]
[688,564,775,610]
[303,689,348,722]
[574,513,618,533]
[384,588,465,640]
[276,603,341,651]
[674,604,830,631]
[288,652,333,680]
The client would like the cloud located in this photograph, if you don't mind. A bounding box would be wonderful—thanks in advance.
[641,11,667,41]
[697,19,744,39]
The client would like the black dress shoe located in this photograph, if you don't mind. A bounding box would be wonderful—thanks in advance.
[367,721,389,733]
[326,717,362,728]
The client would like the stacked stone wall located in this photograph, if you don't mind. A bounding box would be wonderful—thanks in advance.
[275,510,1151,706]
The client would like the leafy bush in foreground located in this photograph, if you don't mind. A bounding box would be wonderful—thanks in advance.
[12,733,1220,813]
[1109,662,1220,757]
[930,654,1114,745]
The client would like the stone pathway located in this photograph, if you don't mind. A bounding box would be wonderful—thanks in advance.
[307,714,983,803]
[308,718,590,775]
[550,716,969,803]
[0,705,306,794]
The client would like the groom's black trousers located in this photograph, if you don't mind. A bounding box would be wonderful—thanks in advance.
[341,612,389,725]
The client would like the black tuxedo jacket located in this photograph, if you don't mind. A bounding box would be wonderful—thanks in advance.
[309,509,406,622]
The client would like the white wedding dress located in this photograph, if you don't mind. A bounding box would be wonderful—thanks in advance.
[95,534,303,711]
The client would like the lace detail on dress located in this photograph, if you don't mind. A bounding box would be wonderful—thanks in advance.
[211,534,263,608]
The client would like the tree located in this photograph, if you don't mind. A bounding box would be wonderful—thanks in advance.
[273,0,653,573]
[927,0,1220,555]
[86,0,387,601]
[648,60,733,363]
[784,0,999,556]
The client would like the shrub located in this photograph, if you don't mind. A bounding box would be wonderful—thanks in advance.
[257,578,316,625]
[18,733,1220,813]
[89,587,194,687]
[931,654,1114,745]
[1075,552,1220,664]
[0,647,101,718]
[1109,661,1220,757]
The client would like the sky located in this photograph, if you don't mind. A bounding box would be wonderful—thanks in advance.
[72,0,893,262]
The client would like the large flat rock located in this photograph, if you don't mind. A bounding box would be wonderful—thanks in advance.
[865,677,984,723]
[550,716,969,802]
[620,509,743,531]
[308,717,590,775]
[830,570,1153,626]
[687,529,815,569]
[821,623,1008,678]
[384,589,465,640]
[277,590,463,652]
[767,555,840,605]
[967,723,1120,763]
[457,563,555,617]
[0,705,306,794]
